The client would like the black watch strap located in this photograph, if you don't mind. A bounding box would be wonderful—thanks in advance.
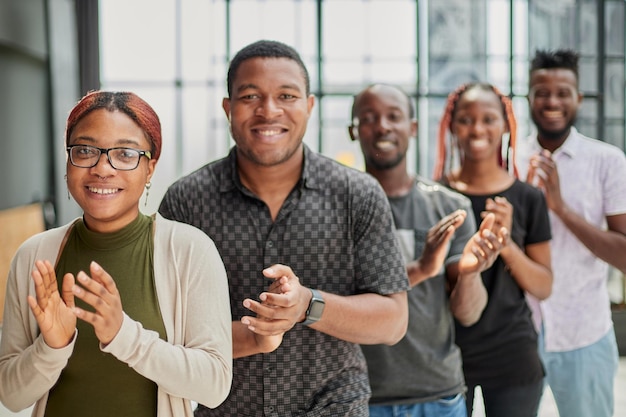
[302,288,325,326]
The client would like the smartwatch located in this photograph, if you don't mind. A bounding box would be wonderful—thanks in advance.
[302,288,325,326]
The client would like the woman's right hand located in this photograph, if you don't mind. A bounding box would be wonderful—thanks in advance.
[27,260,76,349]
[458,213,508,275]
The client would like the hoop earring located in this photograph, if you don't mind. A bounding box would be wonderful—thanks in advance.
[449,134,460,174]
[145,181,152,207]
[64,174,70,200]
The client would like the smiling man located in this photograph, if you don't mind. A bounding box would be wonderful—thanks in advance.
[159,41,410,416]
[518,49,626,417]
[350,84,507,417]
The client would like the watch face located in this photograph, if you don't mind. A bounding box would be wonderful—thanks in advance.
[309,300,325,319]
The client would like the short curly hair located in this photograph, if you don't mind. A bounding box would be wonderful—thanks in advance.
[226,39,310,97]
[530,49,580,81]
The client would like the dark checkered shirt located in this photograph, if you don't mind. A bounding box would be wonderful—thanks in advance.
[159,145,410,417]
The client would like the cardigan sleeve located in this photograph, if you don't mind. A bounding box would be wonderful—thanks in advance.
[102,216,232,409]
[0,225,76,412]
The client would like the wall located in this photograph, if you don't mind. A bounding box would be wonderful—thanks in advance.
[0,0,81,226]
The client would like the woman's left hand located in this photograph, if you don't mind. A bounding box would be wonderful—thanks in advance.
[71,261,124,346]
[483,196,513,241]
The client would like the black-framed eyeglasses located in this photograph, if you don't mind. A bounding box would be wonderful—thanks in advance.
[66,144,152,171]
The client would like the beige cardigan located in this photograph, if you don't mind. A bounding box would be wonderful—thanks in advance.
[0,214,232,417]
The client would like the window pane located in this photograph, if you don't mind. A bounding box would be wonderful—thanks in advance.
[181,1,226,81]
[370,61,416,86]
[425,97,448,178]
[605,122,625,150]
[323,0,367,61]
[486,58,511,92]
[513,96,532,141]
[323,0,415,87]
[578,98,599,139]
[181,86,228,174]
[429,57,486,94]
[320,96,362,169]
[428,0,487,93]
[228,0,317,57]
[579,59,598,93]
[513,0,529,57]
[95,0,624,193]
[529,0,580,50]
[606,1,625,57]
[579,1,598,55]
[99,0,176,82]
[487,0,510,56]
[605,61,625,119]
[323,61,367,89]
[513,58,529,96]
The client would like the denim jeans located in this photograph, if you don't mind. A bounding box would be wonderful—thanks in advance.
[538,327,619,417]
[369,393,466,417]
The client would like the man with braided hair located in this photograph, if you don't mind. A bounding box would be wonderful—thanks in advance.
[517,48,626,417]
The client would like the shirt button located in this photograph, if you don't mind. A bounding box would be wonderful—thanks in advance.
[266,240,274,248]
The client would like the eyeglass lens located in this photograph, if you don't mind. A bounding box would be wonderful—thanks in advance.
[69,145,142,170]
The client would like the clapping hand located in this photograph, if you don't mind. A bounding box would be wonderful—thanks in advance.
[417,209,467,279]
[458,213,508,275]
[240,264,310,353]
[71,261,124,346]
[483,196,513,238]
[527,150,565,215]
[28,260,76,349]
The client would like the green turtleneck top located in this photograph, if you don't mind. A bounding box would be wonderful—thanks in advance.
[45,213,166,417]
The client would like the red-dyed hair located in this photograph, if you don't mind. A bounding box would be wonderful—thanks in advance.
[65,90,162,160]
[433,82,518,181]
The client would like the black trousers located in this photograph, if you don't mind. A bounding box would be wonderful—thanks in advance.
[465,379,544,417]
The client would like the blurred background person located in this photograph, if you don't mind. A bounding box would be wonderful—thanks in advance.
[518,49,626,417]
[435,82,552,417]
[350,83,506,417]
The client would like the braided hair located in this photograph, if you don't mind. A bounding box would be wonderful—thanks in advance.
[433,82,518,181]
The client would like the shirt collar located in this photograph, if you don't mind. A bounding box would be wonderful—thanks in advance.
[219,144,322,194]
[551,127,580,159]
[300,144,321,190]
[215,147,238,193]
[531,126,580,159]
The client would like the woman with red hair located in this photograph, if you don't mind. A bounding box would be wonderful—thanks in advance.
[435,83,553,417]
[0,91,232,417]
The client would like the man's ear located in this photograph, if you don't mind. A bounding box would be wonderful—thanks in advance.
[222,97,231,123]
[410,119,418,139]
[348,125,358,142]
[307,94,315,114]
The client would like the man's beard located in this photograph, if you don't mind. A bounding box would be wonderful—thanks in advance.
[532,113,577,142]
[366,152,404,171]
